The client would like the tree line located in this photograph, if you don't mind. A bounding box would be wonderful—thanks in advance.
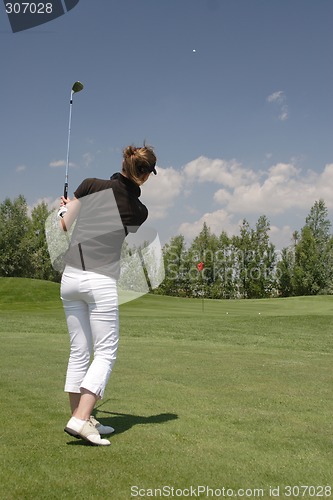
[0,196,332,298]
[0,196,60,282]
[156,199,333,299]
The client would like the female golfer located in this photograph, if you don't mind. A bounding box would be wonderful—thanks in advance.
[59,144,157,446]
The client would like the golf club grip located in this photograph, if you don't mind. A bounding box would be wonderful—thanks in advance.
[64,183,68,199]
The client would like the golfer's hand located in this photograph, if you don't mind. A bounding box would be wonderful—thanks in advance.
[60,196,71,207]
[58,196,80,229]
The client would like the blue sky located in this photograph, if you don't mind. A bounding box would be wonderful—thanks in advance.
[1,0,333,249]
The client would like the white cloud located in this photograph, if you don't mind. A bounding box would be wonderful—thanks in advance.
[184,156,256,188]
[49,160,75,168]
[267,90,289,121]
[16,165,26,173]
[49,160,65,167]
[214,161,333,215]
[270,225,294,249]
[42,156,333,252]
[164,156,333,249]
[213,188,232,204]
[82,152,94,167]
[27,197,59,216]
[267,90,285,104]
[140,166,184,220]
[178,209,239,243]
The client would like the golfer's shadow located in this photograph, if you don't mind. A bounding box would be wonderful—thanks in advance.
[93,409,178,435]
[66,409,178,445]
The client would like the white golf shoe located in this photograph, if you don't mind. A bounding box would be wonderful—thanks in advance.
[89,415,115,435]
[64,417,111,446]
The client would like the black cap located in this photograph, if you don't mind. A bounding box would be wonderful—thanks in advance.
[138,163,157,175]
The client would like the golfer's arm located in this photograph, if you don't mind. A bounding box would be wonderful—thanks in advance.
[60,197,80,232]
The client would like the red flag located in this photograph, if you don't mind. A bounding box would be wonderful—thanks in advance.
[197,261,204,272]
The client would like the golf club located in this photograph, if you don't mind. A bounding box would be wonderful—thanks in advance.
[64,81,84,199]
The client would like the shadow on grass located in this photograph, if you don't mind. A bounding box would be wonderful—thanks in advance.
[66,407,178,445]
[95,409,178,435]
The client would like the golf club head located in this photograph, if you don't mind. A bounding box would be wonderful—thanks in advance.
[72,81,84,93]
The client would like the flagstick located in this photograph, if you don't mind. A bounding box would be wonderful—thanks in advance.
[197,262,205,313]
[201,273,204,312]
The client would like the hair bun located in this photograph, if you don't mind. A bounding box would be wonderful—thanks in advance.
[122,142,157,184]
[123,145,137,159]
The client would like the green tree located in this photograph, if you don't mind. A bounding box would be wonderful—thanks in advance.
[25,202,61,281]
[276,246,294,297]
[232,216,276,298]
[212,230,235,299]
[305,199,331,240]
[159,235,190,297]
[188,222,219,298]
[252,215,277,297]
[232,219,253,298]
[0,196,31,277]
[293,200,333,295]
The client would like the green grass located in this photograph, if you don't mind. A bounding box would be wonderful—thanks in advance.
[0,278,333,499]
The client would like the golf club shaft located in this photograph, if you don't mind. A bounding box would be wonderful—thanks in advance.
[63,82,83,199]
[64,89,74,199]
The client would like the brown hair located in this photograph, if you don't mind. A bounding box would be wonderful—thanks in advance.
[122,142,157,185]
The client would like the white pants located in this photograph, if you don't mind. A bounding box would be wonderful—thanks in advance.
[60,265,119,399]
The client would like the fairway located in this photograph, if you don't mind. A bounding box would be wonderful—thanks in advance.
[0,278,332,499]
